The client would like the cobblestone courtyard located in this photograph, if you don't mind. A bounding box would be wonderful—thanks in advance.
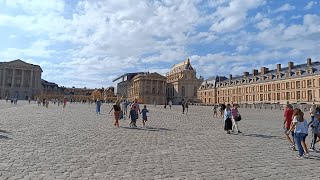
[1,100,320,179]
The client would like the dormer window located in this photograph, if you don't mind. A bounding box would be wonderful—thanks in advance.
[296,70,301,76]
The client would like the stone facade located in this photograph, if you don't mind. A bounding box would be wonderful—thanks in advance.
[0,59,42,100]
[130,72,167,104]
[198,58,320,105]
[166,59,203,104]
[114,72,167,104]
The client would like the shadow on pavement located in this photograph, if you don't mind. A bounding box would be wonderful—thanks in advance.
[0,134,10,139]
[121,127,172,132]
[241,133,281,139]
[0,129,9,133]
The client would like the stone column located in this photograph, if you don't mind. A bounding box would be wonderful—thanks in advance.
[2,68,6,87]
[21,70,25,87]
[12,69,15,88]
[30,70,34,89]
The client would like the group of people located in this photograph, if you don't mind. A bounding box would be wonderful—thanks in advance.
[283,103,320,158]
[223,104,242,134]
[109,99,149,128]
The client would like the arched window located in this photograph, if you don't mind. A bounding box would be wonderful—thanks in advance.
[182,86,185,96]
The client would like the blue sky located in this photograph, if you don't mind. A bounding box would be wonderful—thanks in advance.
[0,0,319,88]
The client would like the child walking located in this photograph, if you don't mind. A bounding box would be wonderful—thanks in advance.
[140,105,149,127]
[129,106,137,128]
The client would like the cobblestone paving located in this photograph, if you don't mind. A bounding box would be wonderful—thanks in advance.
[1,100,320,180]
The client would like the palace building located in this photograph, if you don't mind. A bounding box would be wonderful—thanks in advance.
[166,59,203,104]
[0,59,43,100]
[198,58,320,105]
[114,72,167,104]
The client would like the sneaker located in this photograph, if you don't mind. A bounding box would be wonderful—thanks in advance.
[304,153,310,157]
[227,131,231,134]
[309,148,315,152]
[296,155,304,159]
[231,130,234,133]
[238,131,242,133]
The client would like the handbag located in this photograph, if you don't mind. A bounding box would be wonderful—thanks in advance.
[235,115,242,121]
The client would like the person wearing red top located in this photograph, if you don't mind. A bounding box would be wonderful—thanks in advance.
[283,104,295,150]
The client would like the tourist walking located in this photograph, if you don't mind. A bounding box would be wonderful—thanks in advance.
[185,101,189,114]
[61,97,67,113]
[45,99,49,108]
[96,99,101,114]
[109,100,121,128]
[309,103,316,128]
[309,107,320,151]
[231,104,242,133]
[224,104,233,134]
[181,99,186,114]
[283,104,295,149]
[287,108,309,158]
[168,100,172,109]
[129,106,137,127]
[140,105,149,127]
[220,103,226,118]
[213,105,218,118]
[131,99,140,119]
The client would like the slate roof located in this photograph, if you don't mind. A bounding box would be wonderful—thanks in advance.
[217,61,320,87]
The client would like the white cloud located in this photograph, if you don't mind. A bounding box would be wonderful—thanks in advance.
[210,0,265,33]
[274,3,295,13]
[256,18,271,30]
[291,15,302,19]
[4,0,65,14]
[304,1,317,10]
[0,0,319,88]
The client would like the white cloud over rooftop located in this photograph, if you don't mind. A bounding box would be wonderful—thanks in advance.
[0,0,319,88]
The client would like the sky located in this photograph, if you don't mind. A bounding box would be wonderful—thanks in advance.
[0,0,319,88]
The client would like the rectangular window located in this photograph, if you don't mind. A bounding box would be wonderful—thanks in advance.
[303,80,306,88]
[286,82,290,90]
[296,81,301,89]
[277,93,280,101]
[307,79,312,87]
[297,91,301,100]
[277,83,280,90]
[313,79,316,87]
[286,92,290,100]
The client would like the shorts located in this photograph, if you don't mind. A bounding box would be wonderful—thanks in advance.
[143,116,147,122]
[303,134,308,141]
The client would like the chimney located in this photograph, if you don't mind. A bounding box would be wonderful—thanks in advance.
[243,71,249,77]
[307,58,312,66]
[252,69,258,76]
[229,74,232,80]
[288,62,294,70]
[261,67,269,75]
[277,64,281,73]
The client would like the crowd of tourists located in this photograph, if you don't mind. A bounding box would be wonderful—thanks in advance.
[283,103,320,158]
[108,98,149,128]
